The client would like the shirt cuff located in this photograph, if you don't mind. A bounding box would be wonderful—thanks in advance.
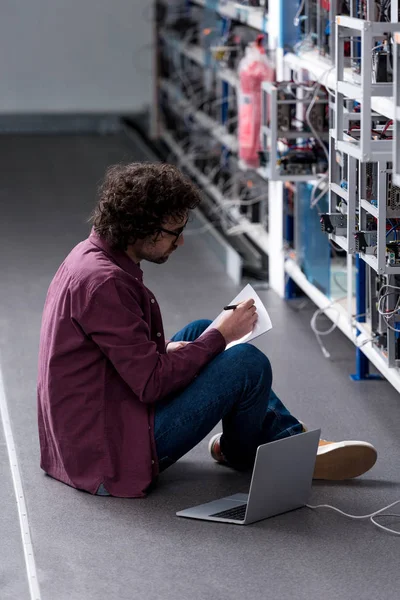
[199,328,226,355]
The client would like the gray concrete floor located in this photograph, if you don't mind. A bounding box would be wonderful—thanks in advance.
[1,134,400,600]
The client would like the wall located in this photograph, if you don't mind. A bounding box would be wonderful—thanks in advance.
[0,0,153,114]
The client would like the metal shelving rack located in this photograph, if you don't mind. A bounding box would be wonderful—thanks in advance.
[394,31,400,186]
[154,0,400,394]
[335,17,398,162]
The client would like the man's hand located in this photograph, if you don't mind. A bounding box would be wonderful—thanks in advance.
[215,298,258,345]
[166,341,191,353]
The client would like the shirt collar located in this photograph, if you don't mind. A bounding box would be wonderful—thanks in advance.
[89,227,143,282]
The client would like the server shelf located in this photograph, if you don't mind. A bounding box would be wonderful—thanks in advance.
[154,0,400,391]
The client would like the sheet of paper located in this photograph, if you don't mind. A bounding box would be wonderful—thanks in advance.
[202,284,272,349]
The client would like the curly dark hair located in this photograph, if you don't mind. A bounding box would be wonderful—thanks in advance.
[88,162,201,251]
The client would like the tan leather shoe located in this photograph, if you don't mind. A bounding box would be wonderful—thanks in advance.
[313,439,377,480]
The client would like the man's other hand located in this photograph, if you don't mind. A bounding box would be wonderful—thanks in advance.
[166,341,191,353]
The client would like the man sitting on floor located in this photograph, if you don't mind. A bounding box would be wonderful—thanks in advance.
[37,162,377,498]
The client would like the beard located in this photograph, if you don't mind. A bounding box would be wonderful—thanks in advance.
[146,247,177,264]
[150,255,170,264]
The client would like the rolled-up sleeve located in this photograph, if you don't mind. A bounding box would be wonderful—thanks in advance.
[79,277,226,404]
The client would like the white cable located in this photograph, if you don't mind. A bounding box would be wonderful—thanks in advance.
[222,190,267,208]
[305,82,329,163]
[310,302,341,359]
[171,72,204,110]
[293,0,306,27]
[377,284,400,333]
[310,300,372,359]
[169,73,237,142]
[310,173,329,209]
[306,500,400,536]
[302,78,330,208]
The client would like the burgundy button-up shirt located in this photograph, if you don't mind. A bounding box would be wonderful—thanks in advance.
[37,229,226,497]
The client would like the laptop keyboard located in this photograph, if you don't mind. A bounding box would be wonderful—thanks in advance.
[210,504,247,521]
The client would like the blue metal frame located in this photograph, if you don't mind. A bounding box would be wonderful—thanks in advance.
[284,186,297,299]
[350,255,382,381]
[220,16,230,128]
[280,0,300,50]
[220,16,230,167]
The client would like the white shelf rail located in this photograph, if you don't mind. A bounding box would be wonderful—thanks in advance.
[159,78,238,151]
[160,128,270,254]
[190,0,269,33]
[285,258,400,394]
[284,51,394,119]
[159,30,239,87]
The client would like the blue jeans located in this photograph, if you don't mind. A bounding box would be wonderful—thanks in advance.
[154,320,302,472]
[96,320,302,495]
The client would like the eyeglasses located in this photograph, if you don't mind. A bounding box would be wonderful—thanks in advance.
[158,219,188,242]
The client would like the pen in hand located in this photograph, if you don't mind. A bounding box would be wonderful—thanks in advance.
[216,298,258,345]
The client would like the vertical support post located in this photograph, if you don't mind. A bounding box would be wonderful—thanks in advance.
[359,161,368,231]
[386,277,398,367]
[269,179,285,297]
[284,184,296,299]
[351,256,383,380]
[347,156,357,254]
[361,24,372,161]
[328,134,336,214]
[347,253,353,324]
[366,0,375,20]
[394,35,400,186]
[279,0,299,53]
[271,87,278,180]
[220,80,229,168]
[317,0,321,51]
[351,255,370,379]
[264,0,285,297]
[329,0,336,58]
[377,162,387,274]
[219,16,230,168]
[150,0,160,140]
[221,81,229,125]
[392,0,399,23]
[335,20,345,149]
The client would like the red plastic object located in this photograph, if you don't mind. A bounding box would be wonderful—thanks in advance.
[238,37,275,168]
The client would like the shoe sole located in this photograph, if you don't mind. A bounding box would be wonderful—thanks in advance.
[208,433,221,456]
[313,441,377,480]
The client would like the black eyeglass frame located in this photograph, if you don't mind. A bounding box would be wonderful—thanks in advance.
[157,218,188,241]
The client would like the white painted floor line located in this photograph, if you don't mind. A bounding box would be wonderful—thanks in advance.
[0,366,41,600]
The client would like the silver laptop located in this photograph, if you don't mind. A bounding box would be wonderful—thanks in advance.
[176,429,321,525]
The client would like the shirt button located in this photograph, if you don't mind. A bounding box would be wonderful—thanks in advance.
[156,332,162,338]
[151,299,155,304]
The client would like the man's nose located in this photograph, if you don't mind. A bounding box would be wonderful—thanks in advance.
[177,234,184,246]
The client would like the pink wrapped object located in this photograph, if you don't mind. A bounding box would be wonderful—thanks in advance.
[238,36,275,168]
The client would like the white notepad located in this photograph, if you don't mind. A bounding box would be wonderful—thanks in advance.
[202,284,273,349]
